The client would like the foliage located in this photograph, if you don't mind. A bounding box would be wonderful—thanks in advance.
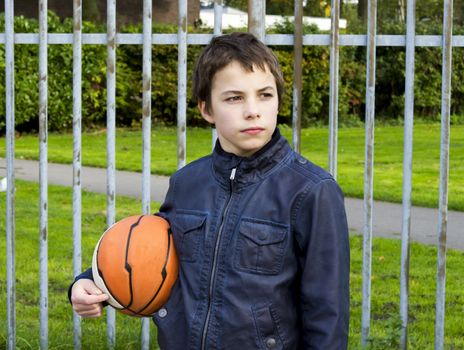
[2,124,464,212]
[1,12,464,133]
[1,183,464,348]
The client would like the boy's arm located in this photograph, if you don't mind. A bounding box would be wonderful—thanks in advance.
[294,179,350,349]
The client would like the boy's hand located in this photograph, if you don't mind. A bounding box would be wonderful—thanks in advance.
[71,279,109,318]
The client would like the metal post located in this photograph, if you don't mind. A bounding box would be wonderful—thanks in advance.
[328,0,340,178]
[5,0,16,348]
[106,0,117,346]
[72,0,83,348]
[212,0,223,149]
[400,0,415,348]
[292,0,303,153]
[177,0,188,169]
[361,0,377,346]
[435,0,453,348]
[38,0,49,348]
[248,0,266,42]
[141,0,153,347]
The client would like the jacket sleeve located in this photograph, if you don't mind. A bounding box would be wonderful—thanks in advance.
[293,179,350,349]
[67,267,94,304]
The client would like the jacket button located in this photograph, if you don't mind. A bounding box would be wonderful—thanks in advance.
[158,308,167,318]
[265,337,277,349]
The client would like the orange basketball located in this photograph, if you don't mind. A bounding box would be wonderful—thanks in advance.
[92,215,178,317]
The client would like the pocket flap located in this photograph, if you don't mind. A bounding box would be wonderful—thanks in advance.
[239,219,287,246]
[174,212,207,234]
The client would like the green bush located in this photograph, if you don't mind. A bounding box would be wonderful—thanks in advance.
[1,12,464,133]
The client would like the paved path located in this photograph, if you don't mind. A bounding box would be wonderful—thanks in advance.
[1,158,463,250]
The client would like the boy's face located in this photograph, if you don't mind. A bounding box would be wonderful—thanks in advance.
[199,61,278,157]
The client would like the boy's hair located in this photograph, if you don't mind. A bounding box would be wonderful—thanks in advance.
[192,32,285,113]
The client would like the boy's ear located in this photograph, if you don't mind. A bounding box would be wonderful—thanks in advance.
[198,101,215,125]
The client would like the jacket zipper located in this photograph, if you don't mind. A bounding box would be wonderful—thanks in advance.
[200,168,236,350]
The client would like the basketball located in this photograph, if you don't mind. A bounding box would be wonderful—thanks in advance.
[92,215,178,317]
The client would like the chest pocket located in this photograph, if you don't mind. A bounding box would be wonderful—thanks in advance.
[172,211,207,263]
[235,218,288,275]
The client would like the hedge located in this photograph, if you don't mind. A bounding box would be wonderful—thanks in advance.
[0,12,463,133]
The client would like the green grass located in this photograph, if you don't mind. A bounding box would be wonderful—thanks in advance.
[1,181,464,349]
[1,124,463,211]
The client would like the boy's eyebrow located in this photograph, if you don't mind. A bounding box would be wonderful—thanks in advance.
[220,86,276,95]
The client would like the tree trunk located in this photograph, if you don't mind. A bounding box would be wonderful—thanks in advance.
[357,0,368,22]
[83,0,101,22]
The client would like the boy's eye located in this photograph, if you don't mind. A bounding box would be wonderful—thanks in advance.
[260,92,274,99]
[225,96,243,102]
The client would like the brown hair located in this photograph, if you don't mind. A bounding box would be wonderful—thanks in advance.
[192,32,285,113]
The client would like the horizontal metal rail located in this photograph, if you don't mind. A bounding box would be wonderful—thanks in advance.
[1,33,463,46]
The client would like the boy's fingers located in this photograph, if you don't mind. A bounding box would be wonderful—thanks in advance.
[80,292,109,305]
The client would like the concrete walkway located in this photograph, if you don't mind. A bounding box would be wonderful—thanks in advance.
[1,158,463,250]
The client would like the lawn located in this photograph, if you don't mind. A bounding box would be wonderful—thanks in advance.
[1,124,463,211]
[1,180,464,349]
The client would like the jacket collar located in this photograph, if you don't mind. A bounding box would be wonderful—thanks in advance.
[212,128,291,189]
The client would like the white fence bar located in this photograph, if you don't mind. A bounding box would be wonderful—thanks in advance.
[328,0,340,178]
[292,0,303,153]
[141,0,153,348]
[361,0,378,346]
[248,0,265,42]
[435,0,453,349]
[72,0,83,348]
[5,0,16,348]
[2,33,464,47]
[211,0,223,148]
[400,0,416,348]
[106,0,117,347]
[177,0,188,169]
[38,0,49,349]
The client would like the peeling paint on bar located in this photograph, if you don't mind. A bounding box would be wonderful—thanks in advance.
[106,0,117,347]
[39,1,49,348]
[361,0,377,346]
[400,0,415,348]
[328,0,340,178]
[177,0,188,169]
[248,0,266,42]
[292,0,303,153]
[141,0,153,347]
[72,0,83,347]
[436,0,453,349]
[5,0,16,348]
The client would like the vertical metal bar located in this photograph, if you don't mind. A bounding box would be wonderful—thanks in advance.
[435,0,453,348]
[328,0,340,178]
[72,0,83,348]
[106,0,117,347]
[213,0,223,36]
[361,0,377,346]
[400,0,415,348]
[5,0,16,348]
[247,0,266,41]
[141,0,153,347]
[212,0,223,149]
[177,0,187,169]
[38,0,49,349]
[292,0,303,153]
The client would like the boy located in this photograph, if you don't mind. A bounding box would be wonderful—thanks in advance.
[70,32,350,349]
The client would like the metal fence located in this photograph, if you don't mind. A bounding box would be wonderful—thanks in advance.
[1,0,462,349]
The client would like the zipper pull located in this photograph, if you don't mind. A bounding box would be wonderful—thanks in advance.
[230,168,236,181]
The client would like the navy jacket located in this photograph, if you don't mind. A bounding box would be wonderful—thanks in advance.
[72,129,350,349]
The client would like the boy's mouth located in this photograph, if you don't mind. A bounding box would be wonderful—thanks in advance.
[241,127,264,135]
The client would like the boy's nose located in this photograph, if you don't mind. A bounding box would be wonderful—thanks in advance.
[244,100,260,119]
